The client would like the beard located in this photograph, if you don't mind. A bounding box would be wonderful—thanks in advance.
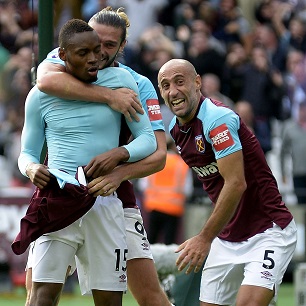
[100,51,119,69]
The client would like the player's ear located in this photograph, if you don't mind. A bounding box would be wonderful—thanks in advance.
[195,74,202,90]
[119,39,127,53]
[58,47,66,61]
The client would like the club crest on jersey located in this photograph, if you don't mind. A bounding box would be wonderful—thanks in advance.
[195,135,205,153]
[209,123,234,151]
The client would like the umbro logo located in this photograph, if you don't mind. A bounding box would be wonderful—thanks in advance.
[141,242,150,250]
[119,274,127,283]
[261,270,273,280]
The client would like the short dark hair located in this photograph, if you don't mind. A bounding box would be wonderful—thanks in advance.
[59,19,94,49]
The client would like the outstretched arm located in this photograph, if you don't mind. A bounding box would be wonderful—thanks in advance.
[175,150,247,274]
[36,61,144,122]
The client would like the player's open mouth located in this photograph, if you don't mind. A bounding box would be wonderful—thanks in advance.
[88,66,99,75]
[172,99,184,106]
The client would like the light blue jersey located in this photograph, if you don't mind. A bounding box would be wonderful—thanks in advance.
[198,98,241,160]
[45,48,165,132]
[18,67,157,176]
[118,62,165,132]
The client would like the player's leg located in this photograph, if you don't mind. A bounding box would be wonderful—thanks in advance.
[76,195,127,306]
[235,220,297,306]
[30,281,63,306]
[24,242,35,306]
[25,266,72,306]
[199,237,244,306]
[25,241,74,306]
[236,285,274,306]
[92,290,123,306]
[127,258,171,306]
[124,208,172,306]
[29,238,77,306]
[25,267,32,306]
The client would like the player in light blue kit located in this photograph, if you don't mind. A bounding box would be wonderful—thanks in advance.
[25,7,172,306]
[18,19,156,306]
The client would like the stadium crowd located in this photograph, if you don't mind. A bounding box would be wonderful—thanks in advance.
[1,0,306,295]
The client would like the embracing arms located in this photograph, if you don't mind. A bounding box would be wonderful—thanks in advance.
[37,60,143,122]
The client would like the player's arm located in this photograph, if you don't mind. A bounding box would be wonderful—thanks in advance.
[86,76,167,180]
[89,97,157,168]
[198,150,246,241]
[101,130,166,180]
[105,78,167,179]
[86,129,166,181]
[18,88,52,189]
[36,60,143,122]
[86,108,158,196]
[176,150,247,274]
[176,110,247,273]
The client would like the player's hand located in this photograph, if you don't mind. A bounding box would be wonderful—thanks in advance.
[25,163,52,189]
[85,153,118,178]
[87,172,122,197]
[175,235,209,274]
[85,147,128,178]
[108,88,144,122]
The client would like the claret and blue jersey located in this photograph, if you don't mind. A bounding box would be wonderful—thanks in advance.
[169,97,293,242]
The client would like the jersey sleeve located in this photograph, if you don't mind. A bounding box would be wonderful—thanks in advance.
[118,63,165,132]
[119,72,157,161]
[124,112,157,162]
[43,47,65,66]
[95,67,157,162]
[200,100,242,160]
[18,87,46,176]
[138,77,165,132]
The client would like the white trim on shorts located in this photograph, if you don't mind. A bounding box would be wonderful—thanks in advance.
[200,219,297,305]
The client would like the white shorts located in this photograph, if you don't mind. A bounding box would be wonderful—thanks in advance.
[26,242,35,271]
[31,194,127,295]
[26,241,76,277]
[200,220,297,305]
[26,207,153,283]
[124,208,153,261]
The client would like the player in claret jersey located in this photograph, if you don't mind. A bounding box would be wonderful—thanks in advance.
[158,58,297,306]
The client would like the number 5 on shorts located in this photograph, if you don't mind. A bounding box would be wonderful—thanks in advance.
[263,250,275,269]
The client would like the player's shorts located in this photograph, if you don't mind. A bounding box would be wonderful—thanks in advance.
[200,219,297,305]
[124,208,153,261]
[26,241,76,277]
[25,242,34,271]
[31,194,127,295]
[27,207,153,276]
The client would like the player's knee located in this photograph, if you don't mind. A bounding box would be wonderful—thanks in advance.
[31,282,62,306]
[92,289,123,306]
